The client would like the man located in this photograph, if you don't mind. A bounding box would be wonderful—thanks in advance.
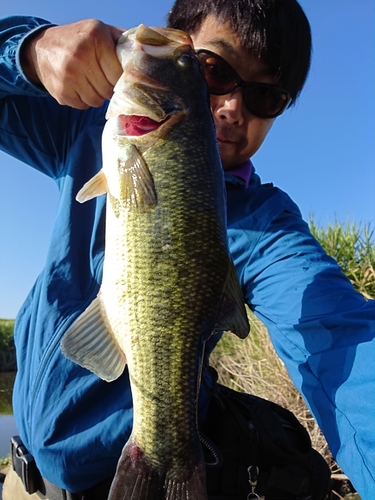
[1,1,374,499]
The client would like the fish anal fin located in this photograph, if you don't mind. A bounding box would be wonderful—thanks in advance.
[76,170,108,203]
[61,295,126,382]
[215,260,250,339]
[118,144,157,210]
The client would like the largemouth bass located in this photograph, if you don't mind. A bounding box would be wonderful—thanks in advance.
[61,24,249,500]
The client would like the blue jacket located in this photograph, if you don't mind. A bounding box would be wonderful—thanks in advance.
[1,15,374,499]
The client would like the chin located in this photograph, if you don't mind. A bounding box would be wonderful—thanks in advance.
[221,154,246,171]
[218,152,235,171]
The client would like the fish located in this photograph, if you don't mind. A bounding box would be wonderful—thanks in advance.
[61,24,250,500]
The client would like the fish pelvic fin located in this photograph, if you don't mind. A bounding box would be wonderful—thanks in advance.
[108,440,208,500]
[60,296,126,382]
[117,144,157,210]
[215,260,250,339]
[76,169,108,203]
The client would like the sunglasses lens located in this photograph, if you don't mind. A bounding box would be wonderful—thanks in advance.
[197,50,290,118]
[198,53,237,94]
[243,85,289,118]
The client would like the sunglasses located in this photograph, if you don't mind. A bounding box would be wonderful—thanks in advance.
[196,50,291,119]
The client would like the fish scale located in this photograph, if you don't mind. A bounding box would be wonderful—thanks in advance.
[61,24,249,500]
[105,132,231,487]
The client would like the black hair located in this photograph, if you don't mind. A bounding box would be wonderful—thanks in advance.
[167,0,312,105]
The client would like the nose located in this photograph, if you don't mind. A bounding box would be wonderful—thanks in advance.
[211,89,245,125]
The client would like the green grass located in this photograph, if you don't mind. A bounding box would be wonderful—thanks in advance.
[0,371,16,413]
[0,319,15,372]
[0,453,11,469]
[0,319,14,349]
[309,217,375,299]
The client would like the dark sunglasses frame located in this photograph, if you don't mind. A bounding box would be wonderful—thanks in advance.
[196,49,291,119]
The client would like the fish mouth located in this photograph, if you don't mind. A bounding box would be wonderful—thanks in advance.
[115,114,171,137]
[106,24,193,137]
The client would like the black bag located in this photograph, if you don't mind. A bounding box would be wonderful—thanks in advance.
[200,371,332,500]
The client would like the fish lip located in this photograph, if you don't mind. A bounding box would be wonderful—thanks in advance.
[117,25,194,52]
[121,68,172,93]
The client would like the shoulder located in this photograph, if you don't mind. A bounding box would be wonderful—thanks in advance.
[226,170,302,230]
[226,170,309,263]
[225,171,339,295]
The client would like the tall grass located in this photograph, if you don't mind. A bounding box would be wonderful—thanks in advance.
[0,319,15,371]
[212,218,374,476]
[309,218,375,299]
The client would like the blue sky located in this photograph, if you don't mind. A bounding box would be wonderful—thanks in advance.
[0,0,374,318]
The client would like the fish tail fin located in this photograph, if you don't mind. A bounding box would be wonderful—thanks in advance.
[164,464,207,499]
[108,446,162,499]
[108,440,207,500]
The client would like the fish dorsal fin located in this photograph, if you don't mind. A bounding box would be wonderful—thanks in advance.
[76,170,108,203]
[61,296,126,382]
[118,144,157,210]
[215,260,250,339]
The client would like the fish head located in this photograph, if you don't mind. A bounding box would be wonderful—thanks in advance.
[100,25,212,203]
[105,24,209,146]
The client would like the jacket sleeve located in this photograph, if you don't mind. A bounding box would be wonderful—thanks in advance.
[0,15,105,180]
[234,190,373,380]
[0,15,52,97]
[227,182,375,493]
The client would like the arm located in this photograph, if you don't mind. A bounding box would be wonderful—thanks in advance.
[0,15,52,98]
[20,19,124,109]
[0,16,124,176]
[228,183,375,494]
[0,15,124,106]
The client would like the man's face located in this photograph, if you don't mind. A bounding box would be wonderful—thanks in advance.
[191,16,276,170]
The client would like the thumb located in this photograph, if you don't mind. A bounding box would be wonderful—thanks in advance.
[98,25,127,86]
[109,25,127,43]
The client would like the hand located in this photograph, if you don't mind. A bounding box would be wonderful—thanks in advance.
[21,19,125,109]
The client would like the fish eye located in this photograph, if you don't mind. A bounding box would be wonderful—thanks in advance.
[176,54,195,69]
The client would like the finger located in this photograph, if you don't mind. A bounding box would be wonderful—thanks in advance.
[56,92,90,110]
[98,54,123,88]
[78,78,109,108]
[49,63,110,108]
[96,26,125,87]
[84,66,115,101]
[52,82,100,109]
[111,25,127,41]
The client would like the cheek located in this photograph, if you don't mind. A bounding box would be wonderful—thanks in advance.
[208,95,220,114]
[244,118,274,156]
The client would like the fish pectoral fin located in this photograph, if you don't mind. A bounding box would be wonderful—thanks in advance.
[119,144,157,210]
[215,260,250,339]
[61,296,126,382]
[76,169,108,203]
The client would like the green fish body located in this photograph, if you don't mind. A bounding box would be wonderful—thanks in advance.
[61,25,249,500]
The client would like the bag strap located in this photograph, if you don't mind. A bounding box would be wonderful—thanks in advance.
[200,431,224,467]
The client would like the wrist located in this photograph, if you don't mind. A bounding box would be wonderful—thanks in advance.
[19,24,53,86]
